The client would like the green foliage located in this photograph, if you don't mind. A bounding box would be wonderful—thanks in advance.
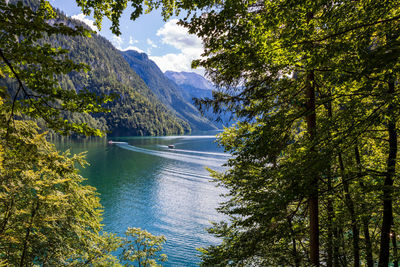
[74,0,400,265]
[2,0,190,137]
[46,24,191,136]
[0,0,113,136]
[122,50,217,131]
[0,110,168,265]
[120,227,167,267]
[0,1,169,266]
[188,1,400,266]
[0,117,123,265]
[3,0,400,265]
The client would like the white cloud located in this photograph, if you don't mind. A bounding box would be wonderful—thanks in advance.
[146,38,158,48]
[129,36,139,45]
[71,13,98,32]
[111,35,124,49]
[120,45,145,53]
[157,19,202,53]
[154,19,204,74]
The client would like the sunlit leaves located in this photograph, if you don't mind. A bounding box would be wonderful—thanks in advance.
[0,118,116,265]
[0,1,171,265]
[0,0,112,137]
[120,227,167,266]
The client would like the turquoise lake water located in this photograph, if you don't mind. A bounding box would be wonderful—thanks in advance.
[57,132,228,266]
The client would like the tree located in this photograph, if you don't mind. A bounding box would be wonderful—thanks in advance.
[120,227,167,267]
[189,1,399,265]
[3,0,399,265]
[0,0,113,137]
[1,1,168,265]
[73,0,400,265]
[0,109,123,265]
[0,1,118,262]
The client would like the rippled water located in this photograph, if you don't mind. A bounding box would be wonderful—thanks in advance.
[56,133,227,266]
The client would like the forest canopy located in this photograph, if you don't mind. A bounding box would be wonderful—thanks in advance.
[74,0,400,266]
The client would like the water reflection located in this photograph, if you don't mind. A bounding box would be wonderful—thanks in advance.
[115,143,227,168]
[57,134,228,266]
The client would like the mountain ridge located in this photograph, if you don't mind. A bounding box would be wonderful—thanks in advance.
[165,70,214,104]
[4,0,191,136]
[166,70,235,128]
[165,71,214,91]
[121,50,218,131]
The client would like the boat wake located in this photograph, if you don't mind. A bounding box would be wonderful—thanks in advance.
[167,148,231,157]
[115,143,226,167]
[157,145,230,157]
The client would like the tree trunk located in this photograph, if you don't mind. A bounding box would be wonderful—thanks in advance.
[392,230,399,267]
[20,200,39,267]
[333,226,340,267]
[0,197,14,235]
[339,228,348,266]
[338,153,360,267]
[378,81,397,267]
[363,220,374,267]
[288,216,301,267]
[354,145,374,267]
[326,89,333,267]
[306,70,319,266]
[327,175,334,267]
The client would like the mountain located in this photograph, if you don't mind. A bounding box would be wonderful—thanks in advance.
[165,71,214,90]
[165,71,234,127]
[164,71,214,102]
[5,0,191,136]
[121,50,218,131]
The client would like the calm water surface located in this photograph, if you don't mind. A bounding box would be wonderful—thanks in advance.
[57,132,228,266]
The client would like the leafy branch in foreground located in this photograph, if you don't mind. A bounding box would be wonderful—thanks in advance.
[0,110,121,265]
[0,0,114,137]
[0,105,168,265]
[0,1,169,265]
[120,227,167,267]
[73,0,400,266]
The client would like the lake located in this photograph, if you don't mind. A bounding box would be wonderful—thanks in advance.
[56,132,228,266]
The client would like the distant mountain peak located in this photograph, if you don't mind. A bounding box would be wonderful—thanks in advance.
[123,49,149,60]
[164,71,214,91]
[121,51,218,131]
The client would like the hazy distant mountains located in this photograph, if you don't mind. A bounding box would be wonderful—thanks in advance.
[165,71,214,102]
[165,71,234,127]
[165,71,214,91]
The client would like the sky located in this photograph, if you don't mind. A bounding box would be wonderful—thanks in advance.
[48,1,204,75]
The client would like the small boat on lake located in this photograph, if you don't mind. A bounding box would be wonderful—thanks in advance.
[108,141,128,145]
[168,145,175,149]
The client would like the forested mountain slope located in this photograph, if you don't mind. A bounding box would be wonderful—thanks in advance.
[122,50,218,131]
[56,32,190,136]
[4,0,191,136]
